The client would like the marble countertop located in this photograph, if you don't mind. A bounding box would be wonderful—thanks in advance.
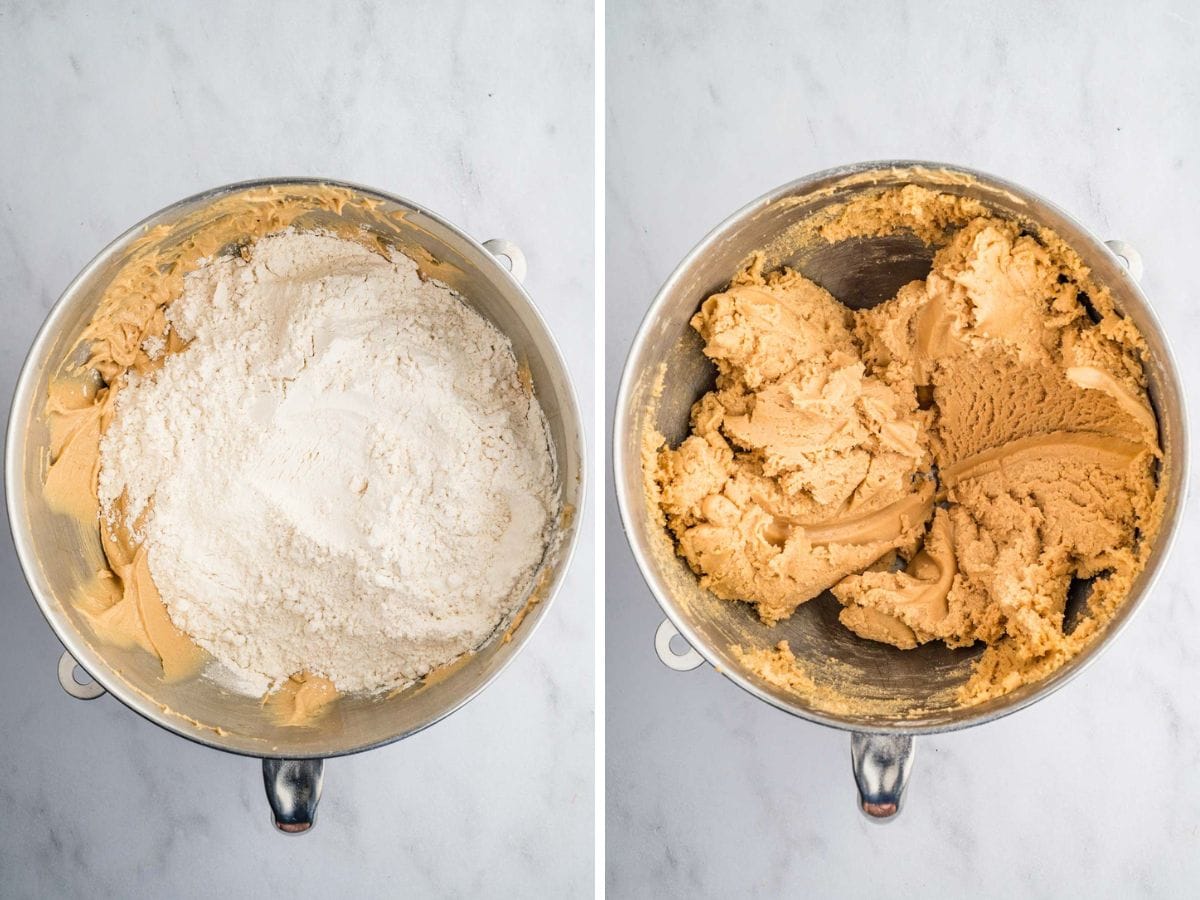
[606,1,1199,896]
[0,2,592,896]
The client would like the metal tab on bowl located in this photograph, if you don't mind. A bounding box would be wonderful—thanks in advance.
[1105,239,1144,283]
[654,619,705,671]
[57,650,106,700]
[851,733,915,821]
[263,758,325,835]
[483,239,527,284]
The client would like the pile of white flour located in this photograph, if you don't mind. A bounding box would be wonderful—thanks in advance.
[98,230,558,694]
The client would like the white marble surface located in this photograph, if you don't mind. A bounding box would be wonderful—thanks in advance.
[0,2,592,896]
[606,1,1199,896]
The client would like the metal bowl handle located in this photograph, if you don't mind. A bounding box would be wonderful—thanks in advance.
[57,649,106,700]
[654,619,705,671]
[1105,239,1143,283]
[483,239,527,284]
[851,733,915,821]
[263,758,324,834]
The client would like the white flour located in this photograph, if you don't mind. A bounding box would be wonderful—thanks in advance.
[97,230,558,694]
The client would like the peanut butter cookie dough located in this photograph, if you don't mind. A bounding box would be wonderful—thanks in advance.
[651,186,1162,706]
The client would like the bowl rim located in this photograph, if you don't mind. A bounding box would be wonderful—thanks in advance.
[613,158,1189,736]
[5,176,587,759]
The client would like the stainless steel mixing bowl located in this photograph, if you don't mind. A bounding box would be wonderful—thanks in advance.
[6,178,585,832]
[614,161,1187,819]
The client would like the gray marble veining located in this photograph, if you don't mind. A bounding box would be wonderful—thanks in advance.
[606,0,1199,896]
[0,1,593,896]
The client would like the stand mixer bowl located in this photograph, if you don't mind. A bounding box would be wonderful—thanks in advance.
[6,178,585,832]
[613,161,1186,819]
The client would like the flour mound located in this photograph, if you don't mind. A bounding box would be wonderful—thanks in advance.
[98,230,558,694]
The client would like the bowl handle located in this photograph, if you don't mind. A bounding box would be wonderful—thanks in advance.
[57,649,106,700]
[654,619,705,671]
[482,239,528,284]
[1105,239,1143,283]
[850,733,914,821]
[263,758,324,834]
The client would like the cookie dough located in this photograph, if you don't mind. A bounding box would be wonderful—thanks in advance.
[654,258,933,626]
[653,188,1162,705]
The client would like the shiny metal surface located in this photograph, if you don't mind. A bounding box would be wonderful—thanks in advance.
[614,162,1187,743]
[6,179,585,769]
[481,238,528,284]
[57,649,105,701]
[653,618,704,672]
[263,759,325,834]
[850,734,914,820]
[1104,239,1144,283]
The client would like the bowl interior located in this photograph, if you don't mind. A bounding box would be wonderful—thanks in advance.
[618,163,1186,732]
[8,180,584,757]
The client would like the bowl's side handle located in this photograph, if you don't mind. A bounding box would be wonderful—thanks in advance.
[653,619,705,671]
[1104,239,1143,283]
[262,758,325,834]
[482,239,527,284]
[58,650,106,700]
[851,733,915,821]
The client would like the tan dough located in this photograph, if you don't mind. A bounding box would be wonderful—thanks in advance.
[653,188,1162,705]
[654,258,933,626]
